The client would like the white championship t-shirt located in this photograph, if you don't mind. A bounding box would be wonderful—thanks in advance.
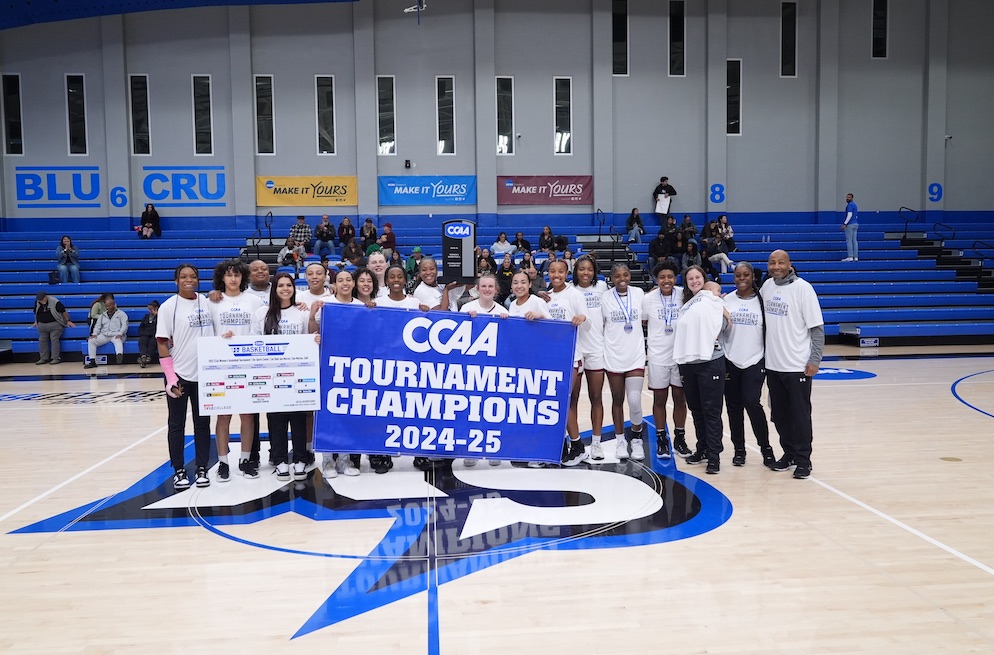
[374,295,422,310]
[210,292,263,338]
[642,287,684,367]
[722,292,765,369]
[761,277,824,372]
[547,285,587,363]
[573,280,607,357]
[507,294,550,319]
[251,305,309,335]
[460,299,510,317]
[673,292,726,365]
[156,294,215,381]
[413,283,465,311]
[244,284,271,306]
[601,286,646,373]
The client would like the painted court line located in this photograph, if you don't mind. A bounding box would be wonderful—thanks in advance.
[0,425,166,525]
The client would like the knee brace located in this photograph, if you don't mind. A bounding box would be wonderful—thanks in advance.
[625,376,645,426]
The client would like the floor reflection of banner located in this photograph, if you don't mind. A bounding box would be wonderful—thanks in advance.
[198,335,320,415]
[314,305,575,464]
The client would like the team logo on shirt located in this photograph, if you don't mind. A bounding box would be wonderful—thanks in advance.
[187,309,214,328]
[765,294,790,317]
[730,307,760,326]
[11,431,731,643]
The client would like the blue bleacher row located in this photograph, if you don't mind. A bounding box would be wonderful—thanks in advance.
[2,219,994,357]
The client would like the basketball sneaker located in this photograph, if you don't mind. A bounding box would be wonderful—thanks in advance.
[732,451,746,467]
[562,439,588,467]
[274,462,290,481]
[292,461,307,481]
[686,451,708,465]
[194,467,210,488]
[238,458,259,479]
[590,440,604,461]
[793,465,811,479]
[771,455,795,472]
[172,468,191,491]
[322,454,338,479]
[217,461,230,483]
[615,436,629,460]
[630,436,645,461]
[706,459,720,475]
[760,446,776,468]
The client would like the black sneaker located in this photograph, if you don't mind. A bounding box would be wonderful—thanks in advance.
[371,456,392,474]
[172,468,191,490]
[656,436,672,460]
[686,451,708,465]
[217,461,230,483]
[562,439,588,467]
[413,457,431,471]
[673,436,692,458]
[732,451,746,467]
[760,446,776,468]
[771,455,795,472]
[793,464,811,479]
[83,361,97,369]
[115,353,124,364]
[238,459,259,479]
[706,459,720,475]
[195,467,210,487]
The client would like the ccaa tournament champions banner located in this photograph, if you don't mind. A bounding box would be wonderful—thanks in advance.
[256,176,358,206]
[313,305,576,464]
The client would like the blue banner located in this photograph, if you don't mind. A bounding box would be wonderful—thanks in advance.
[314,305,575,463]
[377,175,477,206]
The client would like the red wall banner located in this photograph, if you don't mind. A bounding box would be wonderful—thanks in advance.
[497,176,593,205]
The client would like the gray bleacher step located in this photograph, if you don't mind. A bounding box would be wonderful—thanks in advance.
[885,231,926,240]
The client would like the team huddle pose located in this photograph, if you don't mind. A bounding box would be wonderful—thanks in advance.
[157,247,823,489]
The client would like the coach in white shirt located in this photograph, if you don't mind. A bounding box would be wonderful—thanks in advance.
[760,250,824,480]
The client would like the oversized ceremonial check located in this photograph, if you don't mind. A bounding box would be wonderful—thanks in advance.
[314,305,577,464]
[197,335,321,415]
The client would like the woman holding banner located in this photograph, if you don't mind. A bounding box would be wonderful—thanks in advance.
[252,272,314,482]
[547,259,589,467]
[570,255,608,460]
[412,257,464,311]
[353,268,379,306]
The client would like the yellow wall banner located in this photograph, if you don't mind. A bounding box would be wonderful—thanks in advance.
[256,176,358,206]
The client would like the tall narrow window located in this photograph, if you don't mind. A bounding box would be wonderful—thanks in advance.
[554,77,572,155]
[2,74,23,155]
[66,74,88,155]
[669,1,685,76]
[871,0,888,58]
[726,60,741,135]
[612,0,629,76]
[496,76,514,155]
[781,2,797,77]
[192,75,213,155]
[254,75,275,155]
[129,75,150,155]
[377,76,396,155]
[436,76,455,155]
[316,76,336,155]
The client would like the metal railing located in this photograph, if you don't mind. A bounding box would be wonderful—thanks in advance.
[932,222,956,242]
[898,206,921,238]
[595,208,607,242]
[971,239,993,263]
[247,212,274,261]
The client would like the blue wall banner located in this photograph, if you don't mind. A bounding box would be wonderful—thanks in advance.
[314,305,575,463]
[378,175,477,206]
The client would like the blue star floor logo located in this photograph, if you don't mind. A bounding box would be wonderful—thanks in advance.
[11,423,732,651]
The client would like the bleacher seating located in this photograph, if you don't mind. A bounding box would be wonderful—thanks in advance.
[1,214,993,361]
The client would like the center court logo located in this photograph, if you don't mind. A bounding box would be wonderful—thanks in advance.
[11,435,731,641]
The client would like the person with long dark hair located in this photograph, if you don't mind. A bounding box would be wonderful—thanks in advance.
[156,264,215,490]
[251,272,313,482]
[56,235,80,284]
[570,254,608,459]
[546,259,589,466]
[209,258,263,481]
[141,203,161,238]
[626,208,645,244]
[722,261,774,468]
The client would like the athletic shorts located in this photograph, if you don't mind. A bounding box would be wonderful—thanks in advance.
[580,351,605,372]
[648,362,682,390]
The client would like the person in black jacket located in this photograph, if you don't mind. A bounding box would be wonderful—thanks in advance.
[511,231,531,254]
[141,204,162,238]
[652,176,678,219]
[137,300,159,368]
[647,229,670,273]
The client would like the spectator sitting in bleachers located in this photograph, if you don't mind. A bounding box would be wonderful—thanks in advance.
[491,232,516,256]
[342,237,364,266]
[562,249,575,274]
[338,216,356,248]
[511,231,531,254]
[540,250,559,274]
[278,236,306,273]
[679,215,698,244]
[359,218,377,252]
[680,241,704,276]
[705,232,735,275]
[524,265,548,297]
[376,222,397,260]
[314,215,336,259]
[84,293,128,368]
[405,246,424,280]
[289,215,313,253]
[389,249,405,271]
[137,300,159,368]
[496,253,515,303]
[88,293,108,335]
[626,208,646,244]
[537,225,555,252]
[57,235,81,284]
[717,214,737,251]
[648,229,670,274]
[518,250,537,272]
[140,203,161,239]
[477,248,497,274]
[477,256,494,276]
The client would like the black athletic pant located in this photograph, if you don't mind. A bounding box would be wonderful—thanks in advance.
[249,413,261,463]
[725,359,771,451]
[267,411,308,465]
[678,357,726,459]
[765,369,813,467]
[165,377,211,471]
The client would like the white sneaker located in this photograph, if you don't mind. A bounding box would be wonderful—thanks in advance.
[488,459,501,467]
[322,454,338,479]
[631,436,645,461]
[292,461,307,481]
[463,458,477,467]
[842,257,853,262]
[853,257,859,261]
[275,462,290,480]
[590,440,604,460]
[615,437,629,460]
[343,459,360,476]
